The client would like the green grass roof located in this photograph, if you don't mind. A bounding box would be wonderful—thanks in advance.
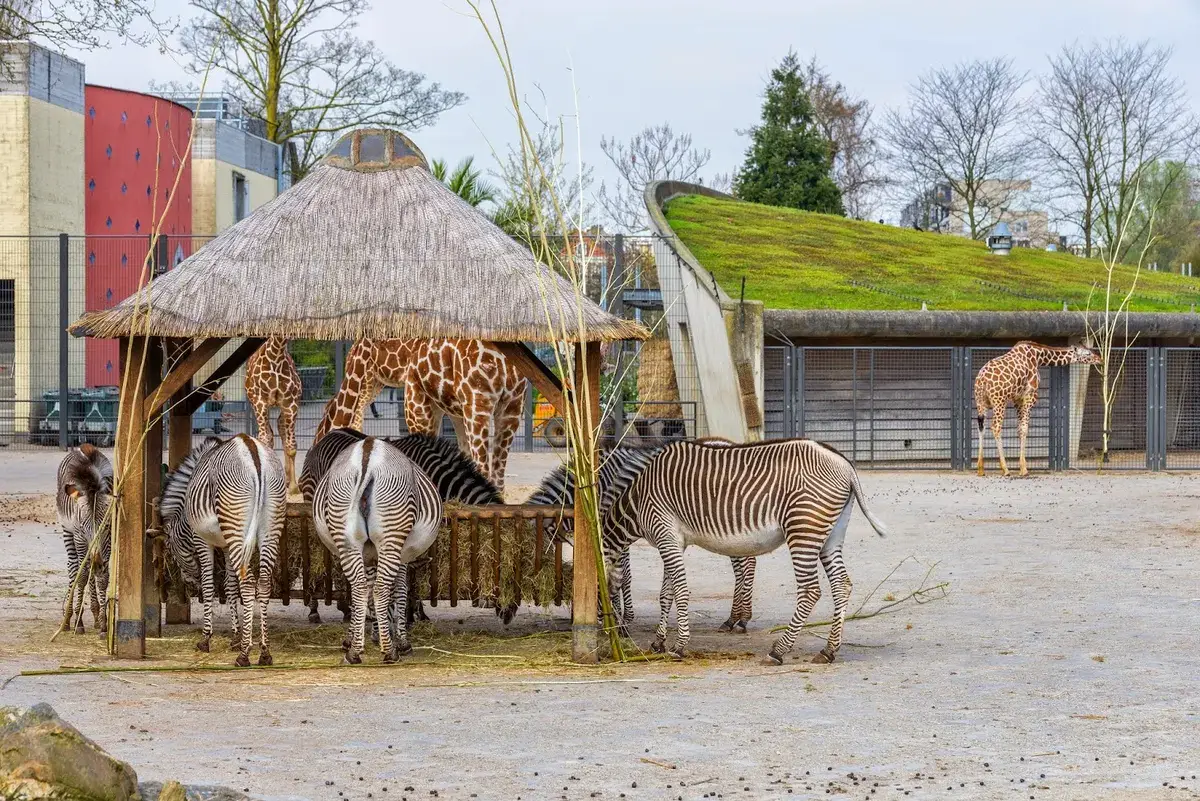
[663,194,1200,312]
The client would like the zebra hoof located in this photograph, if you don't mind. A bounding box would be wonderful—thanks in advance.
[718,618,735,632]
[734,619,749,634]
[74,623,86,635]
[308,611,322,624]
[396,642,413,656]
[195,638,211,653]
[234,653,251,668]
[811,649,836,665]
[344,652,362,665]
[498,604,517,626]
[257,651,273,667]
[382,649,399,664]
[765,651,784,666]
[668,648,685,660]
[649,639,666,654]
[341,637,351,652]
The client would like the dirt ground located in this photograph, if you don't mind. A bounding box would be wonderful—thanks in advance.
[2,452,1199,801]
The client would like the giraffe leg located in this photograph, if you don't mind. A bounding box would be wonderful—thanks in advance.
[491,391,523,496]
[976,408,987,476]
[1017,397,1033,477]
[462,398,496,490]
[990,408,1009,477]
[252,400,274,450]
[279,402,299,496]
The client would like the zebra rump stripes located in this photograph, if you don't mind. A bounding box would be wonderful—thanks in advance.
[55,444,114,635]
[312,436,443,663]
[603,438,888,664]
[161,434,287,667]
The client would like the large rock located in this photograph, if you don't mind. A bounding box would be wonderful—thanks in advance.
[138,781,251,801]
[0,703,139,800]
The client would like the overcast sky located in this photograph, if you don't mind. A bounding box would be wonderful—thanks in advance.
[71,0,1200,223]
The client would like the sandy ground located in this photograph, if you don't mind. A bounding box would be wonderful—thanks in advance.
[1,453,1199,801]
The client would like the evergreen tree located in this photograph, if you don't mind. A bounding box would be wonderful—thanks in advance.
[735,52,844,215]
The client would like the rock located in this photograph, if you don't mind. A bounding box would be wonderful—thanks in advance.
[0,703,139,800]
[138,781,252,801]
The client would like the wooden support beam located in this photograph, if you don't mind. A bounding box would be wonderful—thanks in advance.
[165,339,193,625]
[571,341,602,663]
[178,338,265,417]
[143,340,164,639]
[113,337,149,658]
[143,337,228,422]
[496,342,566,413]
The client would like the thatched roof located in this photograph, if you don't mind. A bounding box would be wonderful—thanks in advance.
[70,128,646,343]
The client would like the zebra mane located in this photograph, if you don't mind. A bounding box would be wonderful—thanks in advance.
[300,427,367,503]
[160,436,223,520]
[528,445,662,514]
[384,433,501,505]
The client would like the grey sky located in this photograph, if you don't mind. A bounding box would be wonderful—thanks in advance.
[73,0,1200,222]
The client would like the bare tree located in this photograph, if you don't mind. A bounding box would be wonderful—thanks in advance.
[176,0,465,182]
[883,58,1030,240]
[1035,40,1198,260]
[801,57,887,219]
[0,0,172,53]
[597,123,713,232]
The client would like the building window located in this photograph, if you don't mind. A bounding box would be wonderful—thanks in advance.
[233,172,248,222]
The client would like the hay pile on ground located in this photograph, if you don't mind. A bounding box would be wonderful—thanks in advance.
[636,336,683,420]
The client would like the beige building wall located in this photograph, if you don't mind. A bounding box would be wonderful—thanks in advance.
[0,43,85,437]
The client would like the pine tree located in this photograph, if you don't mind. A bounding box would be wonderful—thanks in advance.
[735,52,844,215]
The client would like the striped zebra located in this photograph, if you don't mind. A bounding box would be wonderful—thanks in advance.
[529,441,759,635]
[311,436,443,662]
[55,444,114,635]
[161,434,287,666]
[602,438,889,664]
[299,428,502,626]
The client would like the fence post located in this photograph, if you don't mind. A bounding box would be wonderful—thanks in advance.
[794,346,805,437]
[58,234,70,449]
[950,347,963,470]
[1146,350,1160,471]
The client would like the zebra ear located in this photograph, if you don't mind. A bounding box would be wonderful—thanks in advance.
[64,483,80,498]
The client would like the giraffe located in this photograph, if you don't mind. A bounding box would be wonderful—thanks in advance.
[974,341,1100,477]
[245,336,302,495]
[315,339,528,493]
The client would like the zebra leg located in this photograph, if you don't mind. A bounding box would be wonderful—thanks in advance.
[768,524,825,665]
[256,536,278,667]
[340,548,370,664]
[62,532,81,633]
[373,546,406,662]
[73,559,92,635]
[656,540,690,658]
[224,553,242,652]
[814,547,852,664]
[650,568,674,654]
[618,550,635,637]
[720,556,756,633]
[91,543,110,634]
[196,545,216,652]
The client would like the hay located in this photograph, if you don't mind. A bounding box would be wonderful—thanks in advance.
[412,505,572,611]
[737,361,763,429]
[636,336,683,419]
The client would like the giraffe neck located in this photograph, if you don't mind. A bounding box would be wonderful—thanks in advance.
[1027,344,1076,367]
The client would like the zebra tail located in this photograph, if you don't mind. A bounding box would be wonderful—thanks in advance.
[240,458,266,582]
[345,443,375,544]
[848,467,889,538]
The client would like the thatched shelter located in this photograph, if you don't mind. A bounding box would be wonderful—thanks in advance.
[69,128,646,663]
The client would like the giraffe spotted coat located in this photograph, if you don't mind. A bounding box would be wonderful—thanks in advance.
[974,341,1100,476]
[245,336,302,495]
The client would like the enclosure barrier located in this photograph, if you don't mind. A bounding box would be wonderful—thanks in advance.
[155,501,573,621]
[764,345,1199,471]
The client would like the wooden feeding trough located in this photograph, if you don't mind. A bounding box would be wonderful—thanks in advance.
[68,127,647,662]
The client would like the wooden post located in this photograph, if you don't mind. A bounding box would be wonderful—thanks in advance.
[113,337,149,658]
[571,341,602,663]
[143,340,164,638]
[165,338,193,624]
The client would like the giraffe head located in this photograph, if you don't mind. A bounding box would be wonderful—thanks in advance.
[1069,345,1102,365]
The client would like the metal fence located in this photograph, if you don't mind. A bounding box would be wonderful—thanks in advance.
[765,345,1191,471]
[0,232,702,453]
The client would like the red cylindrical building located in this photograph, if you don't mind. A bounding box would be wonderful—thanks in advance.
[83,86,193,386]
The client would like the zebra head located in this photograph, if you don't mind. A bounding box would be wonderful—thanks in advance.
[159,436,223,589]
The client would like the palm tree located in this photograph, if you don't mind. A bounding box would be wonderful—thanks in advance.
[430,156,498,207]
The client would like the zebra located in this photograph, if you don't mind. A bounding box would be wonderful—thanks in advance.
[527,444,661,630]
[299,428,502,626]
[161,434,287,666]
[529,441,760,635]
[55,444,114,635]
[601,438,889,665]
[311,436,443,662]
